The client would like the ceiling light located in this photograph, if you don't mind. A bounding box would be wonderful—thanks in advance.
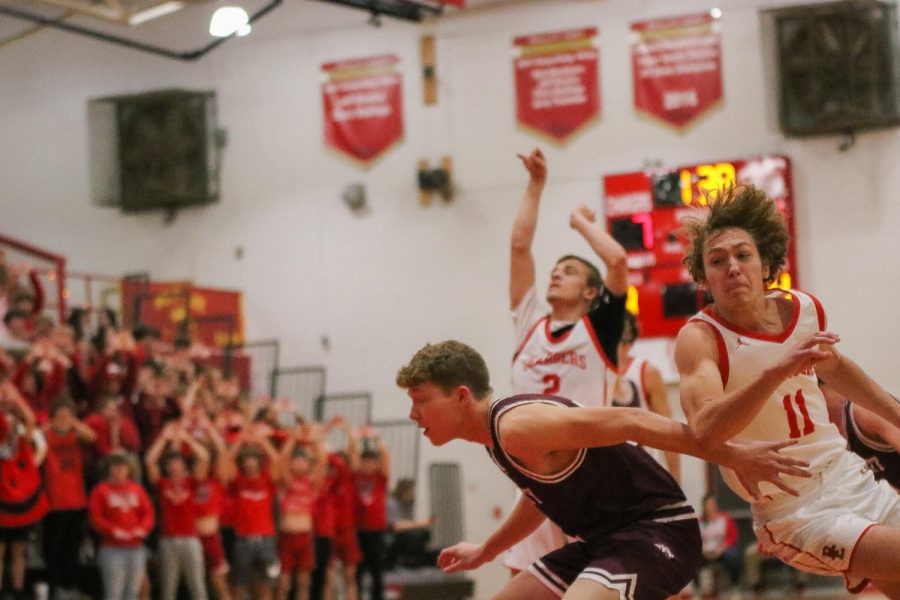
[128,1,184,26]
[209,6,251,37]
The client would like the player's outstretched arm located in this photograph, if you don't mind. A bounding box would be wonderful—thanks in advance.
[510,148,547,310]
[568,204,628,297]
[437,493,545,574]
[816,349,900,434]
[676,322,839,446]
[499,403,809,499]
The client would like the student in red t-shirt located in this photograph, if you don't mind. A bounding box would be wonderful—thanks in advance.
[193,415,233,600]
[88,450,155,600]
[145,421,210,600]
[276,422,325,600]
[42,394,97,599]
[323,418,361,600]
[0,381,49,600]
[223,424,280,600]
[353,427,390,600]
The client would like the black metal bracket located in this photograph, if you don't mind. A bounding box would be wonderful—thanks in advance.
[311,0,443,23]
[0,0,282,61]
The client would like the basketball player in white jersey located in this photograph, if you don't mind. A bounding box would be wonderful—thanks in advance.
[612,312,681,481]
[505,149,630,574]
[675,185,900,597]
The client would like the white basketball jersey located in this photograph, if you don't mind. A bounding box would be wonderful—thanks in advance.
[511,315,616,408]
[690,289,847,502]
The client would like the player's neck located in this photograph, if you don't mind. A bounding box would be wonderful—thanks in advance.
[549,300,585,323]
[459,394,495,448]
[713,295,771,332]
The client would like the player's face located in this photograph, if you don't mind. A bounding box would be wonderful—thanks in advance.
[701,228,767,306]
[407,382,463,447]
[546,259,591,306]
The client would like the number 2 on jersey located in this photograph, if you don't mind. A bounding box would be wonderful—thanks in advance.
[542,374,560,395]
[782,390,815,438]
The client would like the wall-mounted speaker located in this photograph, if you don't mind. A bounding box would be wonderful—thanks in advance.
[89,89,222,214]
[766,0,900,137]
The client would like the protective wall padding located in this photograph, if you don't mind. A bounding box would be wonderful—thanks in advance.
[318,393,372,449]
[429,462,464,550]
[373,420,421,488]
[273,366,326,422]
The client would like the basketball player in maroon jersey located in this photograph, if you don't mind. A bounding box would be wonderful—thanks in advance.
[397,340,808,600]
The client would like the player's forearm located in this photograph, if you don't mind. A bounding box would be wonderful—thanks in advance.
[569,217,628,295]
[689,365,789,446]
[510,180,544,252]
[481,494,546,561]
[822,354,900,430]
[664,452,682,483]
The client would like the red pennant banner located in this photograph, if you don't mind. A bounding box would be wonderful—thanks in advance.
[322,54,404,166]
[514,28,600,144]
[631,12,723,130]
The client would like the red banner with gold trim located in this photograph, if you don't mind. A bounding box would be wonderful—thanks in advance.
[322,54,404,165]
[631,12,723,130]
[514,28,600,144]
[120,281,244,348]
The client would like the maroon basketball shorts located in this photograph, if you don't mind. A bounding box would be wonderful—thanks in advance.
[529,516,702,599]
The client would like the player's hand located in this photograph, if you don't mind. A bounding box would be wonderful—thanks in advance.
[773,332,840,380]
[516,148,547,186]
[727,439,810,499]
[569,203,596,228]
[437,542,492,573]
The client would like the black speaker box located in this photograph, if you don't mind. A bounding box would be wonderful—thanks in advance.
[768,0,900,136]
[89,89,221,213]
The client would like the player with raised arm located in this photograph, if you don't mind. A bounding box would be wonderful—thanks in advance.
[675,185,900,597]
[397,340,807,600]
[506,148,630,574]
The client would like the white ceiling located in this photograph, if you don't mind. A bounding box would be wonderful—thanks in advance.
[0,0,525,53]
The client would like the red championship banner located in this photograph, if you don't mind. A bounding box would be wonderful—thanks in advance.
[121,281,244,348]
[322,54,404,166]
[514,28,600,144]
[631,12,723,129]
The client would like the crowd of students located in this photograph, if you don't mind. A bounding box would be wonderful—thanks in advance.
[0,254,395,600]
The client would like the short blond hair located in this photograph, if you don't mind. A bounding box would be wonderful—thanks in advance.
[396,341,492,400]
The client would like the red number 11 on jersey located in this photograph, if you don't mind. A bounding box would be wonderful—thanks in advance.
[782,390,815,438]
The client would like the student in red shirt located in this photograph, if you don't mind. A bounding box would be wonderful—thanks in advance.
[0,381,49,600]
[324,419,361,600]
[276,422,325,600]
[353,428,390,600]
[223,424,280,600]
[42,395,97,599]
[145,421,210,600]
[193,415,233,600]
[88,451,155,600]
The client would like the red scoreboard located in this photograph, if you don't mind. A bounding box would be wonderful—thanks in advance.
[603,155,798,338]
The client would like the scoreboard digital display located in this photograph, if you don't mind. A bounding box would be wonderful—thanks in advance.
[604,155,797,338]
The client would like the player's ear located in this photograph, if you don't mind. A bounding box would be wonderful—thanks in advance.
[455,385,472,404]
[582,286,599,301]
